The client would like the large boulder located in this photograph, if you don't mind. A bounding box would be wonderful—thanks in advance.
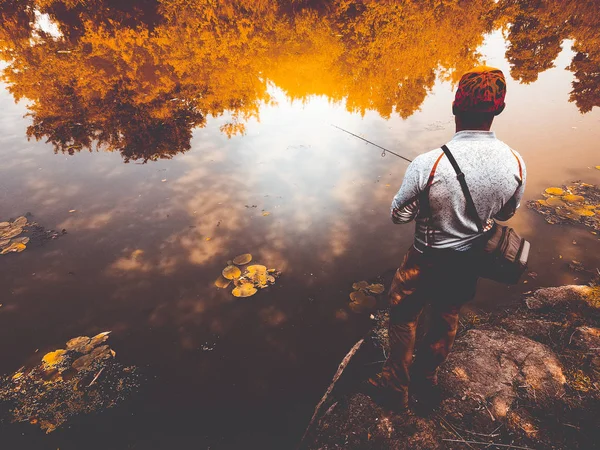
[438,329,566,428]
[525,285,600,311]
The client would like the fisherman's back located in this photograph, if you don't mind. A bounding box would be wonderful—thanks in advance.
[407,130,526,250]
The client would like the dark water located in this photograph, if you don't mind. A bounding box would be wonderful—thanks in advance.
[0,1,599,449]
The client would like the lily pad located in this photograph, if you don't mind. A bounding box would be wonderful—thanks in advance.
[545,187,565,196]
[352,281,369,290]
[0,242,26,254]
[0,226,23,240]
[570,207,595,217]
[42,350,67,368]
[366,283,385,294]
[13,216,27,228]
[66,336,92,353]
[232,283,258,298]
[562,194,585,203]
[233,253,252,265]
[214,275,232,289]
[546,197,566,207]
[348,290,376,313]
[222,265,242,280]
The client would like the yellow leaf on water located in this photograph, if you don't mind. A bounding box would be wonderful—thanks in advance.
[66,336,92,353]
[0,242,26,255]
[536,199,549,207]
[214,275,231,289]
[42,349,67,368]
[545,187,565,196]
[205,237,211,241]
[366,283,385,294]
[562,194,585,203]
[595,166,600,170]
[12,372,24,381]
[352,281,369,290]
[222,265,242,280]
[13,216,27,227]
[232,283,258,298]
[233,253,252,265]
[246,264,267,274]
[546,197,566,207]
[0,226,23,240]
[569,207,595,217]
[262,211,270,216]
[90,331,111,347]
[0,222,10,228]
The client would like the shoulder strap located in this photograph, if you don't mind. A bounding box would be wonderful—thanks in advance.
[441,145,484,233]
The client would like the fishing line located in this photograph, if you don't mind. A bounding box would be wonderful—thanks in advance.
[331,124,413,163]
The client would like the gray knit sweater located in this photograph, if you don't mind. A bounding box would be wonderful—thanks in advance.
[391,131,526,251]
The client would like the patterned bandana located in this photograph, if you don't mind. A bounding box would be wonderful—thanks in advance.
[453,66,506,114]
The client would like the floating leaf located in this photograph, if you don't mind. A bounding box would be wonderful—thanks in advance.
[0,239,10,248]
[262,211,270,216]
[562,194,585,203]
[90,331,111,347]
[545,187,564,196]
[596,166,600,170]
[66,336,91,353]
[0,226,23,240]
[11,236,30,245]
[546,197,566,207]
[366,283,385,294]
[214,275,231,289]
[0,242,26,255]
[232,283,258,298]
[352,281,369,290]
[0,222,10,229]
[42,350,67,368]
[233,253,252,265]
[13,216,27,228]
[348,290,376,313]
[222,265,241,280]
[72,345,113,371]
[536,199,549,207]
[246,264,268,287]
[569,207,595,217]
[246,264,267,274]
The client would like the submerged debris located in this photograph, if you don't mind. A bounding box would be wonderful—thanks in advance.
[0,332,139,433]
[214,253,281,298]
[528,182,600,230]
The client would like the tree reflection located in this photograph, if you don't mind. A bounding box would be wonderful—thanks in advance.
[0,0,598,162]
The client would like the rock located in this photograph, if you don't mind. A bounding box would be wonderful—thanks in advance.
[569,326,600,351]
[498,318,563,342]
[525,285,600,310]
[438,329,566,423]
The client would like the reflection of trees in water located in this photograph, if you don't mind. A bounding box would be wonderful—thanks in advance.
[499,0,600,112]
[0,0,598,162]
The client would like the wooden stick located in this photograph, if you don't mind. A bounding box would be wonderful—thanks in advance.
[442,439,534,449]
[297,338,365,450]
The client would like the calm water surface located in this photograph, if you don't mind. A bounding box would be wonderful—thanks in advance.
[0,1,599,449]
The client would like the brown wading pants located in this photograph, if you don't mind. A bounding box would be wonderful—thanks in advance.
[380,244,481,405]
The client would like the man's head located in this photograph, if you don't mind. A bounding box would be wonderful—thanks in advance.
[453,66,506,130]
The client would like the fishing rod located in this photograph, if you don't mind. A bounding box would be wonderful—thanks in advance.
[331,124,413,163]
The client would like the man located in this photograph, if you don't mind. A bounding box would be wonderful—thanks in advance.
[369,66,526,412]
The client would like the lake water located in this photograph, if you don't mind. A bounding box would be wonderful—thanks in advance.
[0,1,599,449]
